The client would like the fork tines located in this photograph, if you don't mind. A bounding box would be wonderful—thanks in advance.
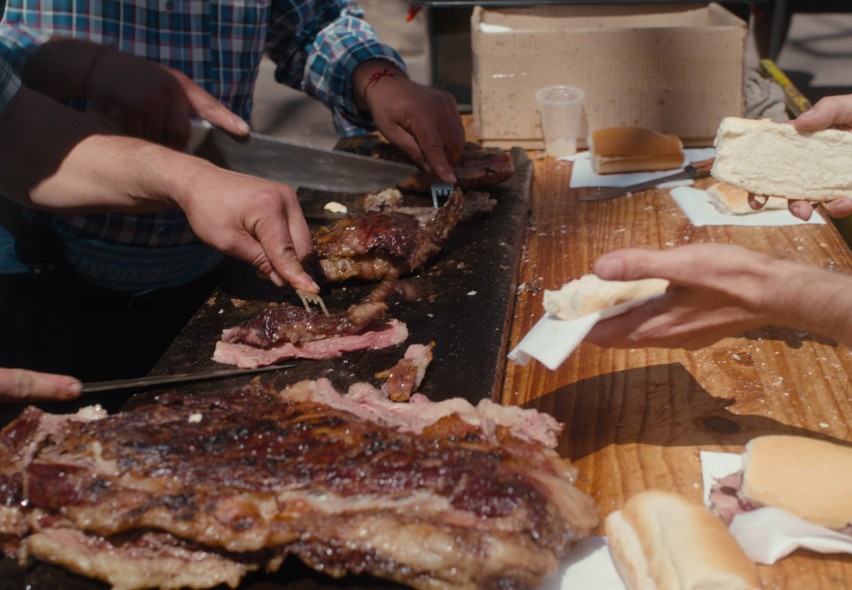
[296,288,329,316]
[430,181,454,208]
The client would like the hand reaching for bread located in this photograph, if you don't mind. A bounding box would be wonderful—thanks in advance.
[582,244,852,350]
[788,95,852,220]
[712,98,852,221]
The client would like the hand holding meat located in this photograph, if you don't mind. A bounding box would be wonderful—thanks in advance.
[23,39,249,149]
[0,368,81,402]
[175,162,318,292]
[353,60,465,184]
[584,244,852,349]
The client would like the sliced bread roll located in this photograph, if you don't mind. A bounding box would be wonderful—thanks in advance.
[605,490,762,590]
[706,183,788,215]
[712,117,852,202]
[543,274,669,321]
[740,435,852,531]
[590,127,684,174]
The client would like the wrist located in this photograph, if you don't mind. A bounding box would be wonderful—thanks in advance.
[353,60,408,111]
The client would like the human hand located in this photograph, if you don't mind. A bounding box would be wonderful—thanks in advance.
[767,95,852,220]
[85,48,249,149]
[175,160,319,292]
[0,368,81,402]
[355,61,465,184]
[584,244,778,349]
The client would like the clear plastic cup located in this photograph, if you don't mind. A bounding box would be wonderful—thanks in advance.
[535,85,586,157]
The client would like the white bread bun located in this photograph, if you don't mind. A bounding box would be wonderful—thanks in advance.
[605,490,761,590]
[706,183,788,215]
[741,435,852,530]
[712,117,852,202]
[543,274,669,321]
[590,127,685,175]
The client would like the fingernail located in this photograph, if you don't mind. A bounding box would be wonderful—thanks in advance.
[308,279,320,292]
[67,381,82,397]
[236,120,250,134]
[269,271,284,287]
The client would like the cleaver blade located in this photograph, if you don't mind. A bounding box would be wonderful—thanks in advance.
[190,121,418,194]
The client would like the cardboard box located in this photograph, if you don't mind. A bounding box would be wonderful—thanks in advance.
[471,3,747,149]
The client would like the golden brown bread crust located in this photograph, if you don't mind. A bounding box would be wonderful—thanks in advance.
[742,435,852,530]
[590,127,684,175]
[605,490,762,590]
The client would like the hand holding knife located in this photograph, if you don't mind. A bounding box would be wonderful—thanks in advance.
[579,158,715,202]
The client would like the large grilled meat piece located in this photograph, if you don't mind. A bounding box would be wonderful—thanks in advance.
[0,379,598,590]
[372,142,515,194]
[313,189,464,283]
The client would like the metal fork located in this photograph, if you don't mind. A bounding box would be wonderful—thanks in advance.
[295,288,329,316]
[430,181,454,208]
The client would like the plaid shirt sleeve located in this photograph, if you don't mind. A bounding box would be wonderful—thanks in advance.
[0,19,52,73]
[0,58,22,113]
[267,0,407,137]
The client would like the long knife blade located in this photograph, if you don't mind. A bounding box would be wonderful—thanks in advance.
[82,363,297,394]
[191,121,418,194]
[578,158,715,202]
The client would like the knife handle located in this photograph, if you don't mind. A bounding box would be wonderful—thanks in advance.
[688,157,715,179]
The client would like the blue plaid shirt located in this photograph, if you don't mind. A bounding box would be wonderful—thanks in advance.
[0,58,21,112]
[0,1,406,289]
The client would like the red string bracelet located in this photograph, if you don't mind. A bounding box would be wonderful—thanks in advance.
[363,67,408,96]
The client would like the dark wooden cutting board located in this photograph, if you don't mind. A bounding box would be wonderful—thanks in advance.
[0,146,532,590]
[144,145,533,403]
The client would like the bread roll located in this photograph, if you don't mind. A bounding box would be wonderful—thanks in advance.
[706,183,788,215]
[543,274,669,321]
[605,490,761,590]
[741,435,852,530]
[712,117,852,202]
[590,127,684,174]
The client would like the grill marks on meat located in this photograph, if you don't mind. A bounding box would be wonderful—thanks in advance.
[314,189,464,283]
[0,379,598,589]
[372,142,515,194]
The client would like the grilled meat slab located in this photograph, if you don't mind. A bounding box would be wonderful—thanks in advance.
[372,142,515,194]
[314,189,464,283]
[0,379,598,590]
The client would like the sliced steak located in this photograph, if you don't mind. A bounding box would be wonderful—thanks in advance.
[0,378,598,590]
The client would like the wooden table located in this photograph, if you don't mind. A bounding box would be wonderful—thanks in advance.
[500,153,852,589]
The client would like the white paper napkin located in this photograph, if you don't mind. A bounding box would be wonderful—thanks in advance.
[700,451,852,564]
[543,536,626,590]
[670,186,825,227]
[568,148,716,189]
[508,295,660,370]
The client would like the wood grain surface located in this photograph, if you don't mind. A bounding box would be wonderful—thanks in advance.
[501,155,852,589]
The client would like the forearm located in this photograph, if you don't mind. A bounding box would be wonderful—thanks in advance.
[765,260,852,347]
[0,84,208,212]
[20,38,108,101]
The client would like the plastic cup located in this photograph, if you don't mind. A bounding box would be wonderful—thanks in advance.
[535,85,586,157]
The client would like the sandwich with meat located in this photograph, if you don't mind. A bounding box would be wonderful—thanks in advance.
[712,116,852,203]
[708,434,852,533]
